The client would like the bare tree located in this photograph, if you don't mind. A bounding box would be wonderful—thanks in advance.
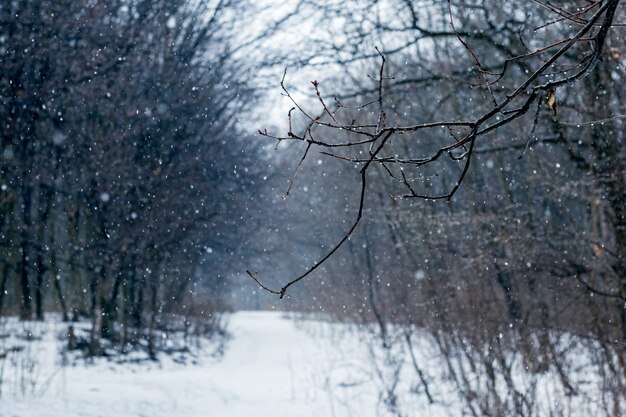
[251,0,624,299]
[0,0,267,355]
[250,2,626,414]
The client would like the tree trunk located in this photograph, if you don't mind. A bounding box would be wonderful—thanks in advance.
[67,203,84,320]
[35,249,45,321]
[52,272,68,321]
[89,272,102,356]
[19,184,33,320]
[147,266,163,360]
[0,262,10,316]
[35,184,55,321]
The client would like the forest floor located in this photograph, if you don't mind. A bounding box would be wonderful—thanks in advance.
[0,311,445,417]
[1,311,609,417]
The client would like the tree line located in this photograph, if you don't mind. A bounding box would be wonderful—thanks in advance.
[0,0,264,356]
[252,1,626,415]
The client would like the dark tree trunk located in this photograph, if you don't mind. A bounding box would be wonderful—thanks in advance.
[35,250,45,321]
[51,260,69,322]
[19,184,33,320]
[588,66,626,333]
[88,272,102,356]
[147,266,162,360]
[0,262,10,316]
[67,204,82,320]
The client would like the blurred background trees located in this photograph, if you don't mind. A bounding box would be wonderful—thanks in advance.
[0,0,269,355]
[250,1,625,414]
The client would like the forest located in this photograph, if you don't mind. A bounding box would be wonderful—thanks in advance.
[1,1,625,416]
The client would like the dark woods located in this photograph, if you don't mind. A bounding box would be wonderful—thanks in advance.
[0,0,258,356]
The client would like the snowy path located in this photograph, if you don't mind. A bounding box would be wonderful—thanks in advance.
[1,312,613,417]
[1,312,391,417]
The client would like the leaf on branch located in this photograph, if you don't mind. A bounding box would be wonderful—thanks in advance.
[547,88,557,121]
[593,244,603,258]
[609,48,623,60]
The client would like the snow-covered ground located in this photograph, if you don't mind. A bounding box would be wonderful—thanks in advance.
[0,311,438,417]
[1,311,617,417]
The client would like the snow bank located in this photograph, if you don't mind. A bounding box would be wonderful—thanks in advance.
[1,312,423,417]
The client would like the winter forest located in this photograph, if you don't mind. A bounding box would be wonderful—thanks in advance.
[1,1,625,416]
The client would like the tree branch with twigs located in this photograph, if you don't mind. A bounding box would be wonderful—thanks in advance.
[248,0,623,298]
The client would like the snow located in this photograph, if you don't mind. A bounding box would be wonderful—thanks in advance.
[1,312,613,417]
[166,16,177,29]
[1,312,413,417]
